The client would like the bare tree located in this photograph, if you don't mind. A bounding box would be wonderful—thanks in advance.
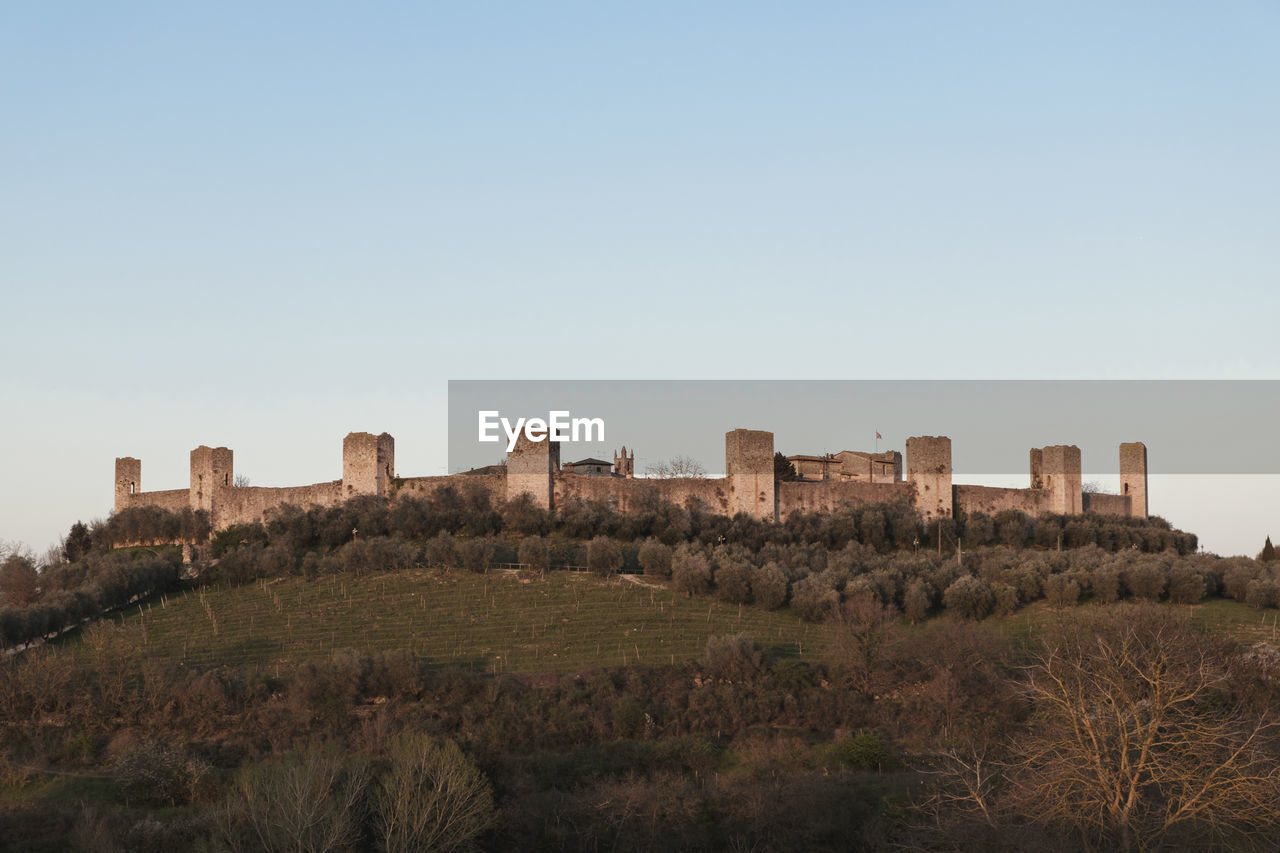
[829,595,899,699]
[374,733,495,853]
[1009,605,1280,851]
[644,455,707,479]
[233,473,251,488]
[217,745,371,853]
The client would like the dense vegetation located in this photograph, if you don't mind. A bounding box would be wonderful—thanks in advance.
[4,492,1280,851]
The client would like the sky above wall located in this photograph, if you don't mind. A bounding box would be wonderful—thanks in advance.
[2,2,1277,557]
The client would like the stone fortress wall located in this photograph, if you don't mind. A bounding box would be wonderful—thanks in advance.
[115,427,1148,533]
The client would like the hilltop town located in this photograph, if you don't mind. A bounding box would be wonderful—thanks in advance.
[115,428,1148,535]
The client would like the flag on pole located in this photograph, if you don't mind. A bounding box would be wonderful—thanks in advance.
[876,431,882,440]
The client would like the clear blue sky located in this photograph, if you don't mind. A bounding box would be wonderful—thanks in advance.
[2,2,1278,556]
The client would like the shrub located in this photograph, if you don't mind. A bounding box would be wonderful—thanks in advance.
[517,535,549,573]
[1126,561,1167,601]
[1044,574,1081,608]
[259,542,299,577]
[637,539,673,577]
[218,544,266,586]
[1168,565,1207,604]
[1003,563,1044,604]
[701,634,764,683]
[337,537,415,575]
[113,741,204,807]
[991,582,1021,616]
[672,549,711,598]
[961,513,995,548]
[995,511,1032,548]
[858,508,888,551]
[1245,578,1279,610]
[424,532,458,569]
[210,523,269,559]
[502,494,552,537]
[943,576,995,620]
[751,562,789,610]
[0,554,39,607]
[457,538,495,573]
[791,575,839,622]
[714,557,753,604]
[903,578,934,623]
[1092,565,1122,604]
[1223,560,1259,601]
[586,536,623,577]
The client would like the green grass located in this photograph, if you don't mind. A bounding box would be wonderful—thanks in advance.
[991,596,1280,647]
[76,570,832,675]
[59,568,1280,678]
[1185,597,1280,643]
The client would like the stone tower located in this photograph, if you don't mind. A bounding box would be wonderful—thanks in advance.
[613,446,635,478]
[1039,445,1083,515]
[190,445,234,515]
[906,436,953,521]
[1119,441,1148,519]
[507,432,560,510]
[343,432,396,498]
[725,429,775,521]
[115,457,141,512]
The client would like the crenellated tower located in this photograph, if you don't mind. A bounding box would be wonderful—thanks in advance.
[1120,442,1148,519]
[343,431,396,498]
[115,457,141,512]
[726,429,775,521]
[906,436,953,520]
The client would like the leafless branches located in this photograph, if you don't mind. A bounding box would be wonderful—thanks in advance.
[644,455,707,479]
[913,605,1280,852]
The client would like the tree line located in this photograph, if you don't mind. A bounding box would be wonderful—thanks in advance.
[0,487,1216,650]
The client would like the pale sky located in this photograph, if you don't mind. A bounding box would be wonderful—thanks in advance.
[2,3,1277,557]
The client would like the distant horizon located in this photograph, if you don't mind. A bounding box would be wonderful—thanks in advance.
[47,402,1278,560]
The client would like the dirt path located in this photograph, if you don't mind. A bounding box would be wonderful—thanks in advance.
[619,573,665,590]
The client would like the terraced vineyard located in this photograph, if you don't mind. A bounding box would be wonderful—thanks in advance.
[75,569,833,674]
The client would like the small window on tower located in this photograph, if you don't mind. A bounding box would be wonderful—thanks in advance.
[130,482,136,495]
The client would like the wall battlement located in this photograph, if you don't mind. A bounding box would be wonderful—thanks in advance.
[114,427,1148,537]
[1120,442,1148,520]
[906,436,953,521]
[1037,444,1083,515]
[726,429,775,521]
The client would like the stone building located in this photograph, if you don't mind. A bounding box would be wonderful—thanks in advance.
[787,449,903,483]
[561,458,614,476]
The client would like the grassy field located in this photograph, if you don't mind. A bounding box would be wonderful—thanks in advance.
[49,568,1280,677]
[992,596,1280,647]
[71,569,833,675]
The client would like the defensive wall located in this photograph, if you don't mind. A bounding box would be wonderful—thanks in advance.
[775,480,911,516]
[115,427,1148,536]
[555,475,730,516]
